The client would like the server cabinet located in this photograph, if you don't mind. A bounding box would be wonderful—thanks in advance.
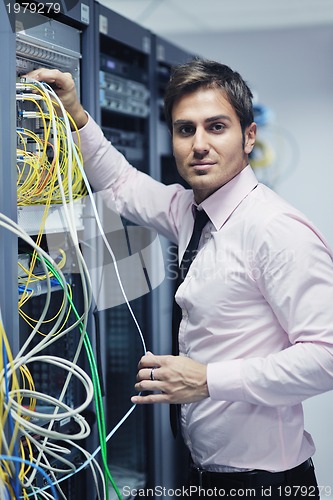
[0,1,196,496]
[151,35,196,186]
[93,3,153,497]
[0,2,100,499]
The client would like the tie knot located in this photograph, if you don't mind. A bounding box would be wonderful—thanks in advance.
[194,208,209,232]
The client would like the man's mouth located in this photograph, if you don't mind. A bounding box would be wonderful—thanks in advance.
[190,162,216,172]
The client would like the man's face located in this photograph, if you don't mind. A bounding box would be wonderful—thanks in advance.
[172,88,256,204]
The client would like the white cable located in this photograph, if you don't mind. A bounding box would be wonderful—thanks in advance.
[33,401,137,496]
[66,440,105,500]
[7,80,150,498]
[2,81,95,497]
[42,81,147,355]
[20,432,77,473]
[0,209,70,356]
[23,82,94,486]
[0,215,70,356]
[0,217,76,490]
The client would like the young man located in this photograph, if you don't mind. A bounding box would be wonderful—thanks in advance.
[27,60,333,498]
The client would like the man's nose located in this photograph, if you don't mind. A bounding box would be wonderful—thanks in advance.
[192,130,209,155]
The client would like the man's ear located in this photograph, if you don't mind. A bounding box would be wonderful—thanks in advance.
[244,122,257,154]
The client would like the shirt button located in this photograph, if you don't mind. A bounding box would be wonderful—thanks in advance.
[204,231,211,239]
[182,311,188,320]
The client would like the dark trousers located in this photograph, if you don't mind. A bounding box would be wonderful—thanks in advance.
[188,458,319,499]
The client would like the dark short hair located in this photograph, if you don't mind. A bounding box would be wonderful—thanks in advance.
[164,58,254,134]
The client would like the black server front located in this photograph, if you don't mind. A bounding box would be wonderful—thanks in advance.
[0,2,102,499]
[94,4,152,498]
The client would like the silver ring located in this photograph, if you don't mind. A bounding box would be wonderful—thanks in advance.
[150,368,155,381]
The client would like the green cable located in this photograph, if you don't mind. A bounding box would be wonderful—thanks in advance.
[32,256,122,500]
[48,263,121,499]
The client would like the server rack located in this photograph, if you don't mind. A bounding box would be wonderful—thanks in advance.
[0,2,99,498]
[93,3,153,497]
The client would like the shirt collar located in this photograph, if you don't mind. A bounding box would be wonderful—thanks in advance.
[197,165,258,230]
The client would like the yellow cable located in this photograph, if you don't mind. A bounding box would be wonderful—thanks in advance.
[17,89,87,206]
[0,317,22,456]
[19,283,73,337]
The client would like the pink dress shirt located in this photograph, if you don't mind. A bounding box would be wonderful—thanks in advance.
[76,116,333,473]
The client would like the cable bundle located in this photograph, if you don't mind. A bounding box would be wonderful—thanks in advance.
[16,82,87,207]
[0,78,148,499]
[0,212,101,499]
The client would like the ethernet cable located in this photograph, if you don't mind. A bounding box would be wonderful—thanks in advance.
[19,276,72,338]
[33,252,121,499]
[45,81,147,355]
[0,456,59,500]
[44,82,149,498]
[2,167,104,496]
[16,86,86,206]
[39,80,149,498]
[11,81,102,498]
[22,83,97,494]
[0,312,21,497]
[0,214,93,494]
[8,78,150,499]
[17,82,90,336]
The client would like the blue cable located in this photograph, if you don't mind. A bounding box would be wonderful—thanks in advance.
[0,456,59,499]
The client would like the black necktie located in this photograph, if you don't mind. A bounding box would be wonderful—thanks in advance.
[179,209,210,281]
[172,208,209,353]
[170,208,209,436]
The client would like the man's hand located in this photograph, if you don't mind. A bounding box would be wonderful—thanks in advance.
[23,68,88,129]
[131,351,209,405]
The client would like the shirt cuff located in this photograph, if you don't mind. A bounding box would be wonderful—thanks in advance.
[207,359,244,401]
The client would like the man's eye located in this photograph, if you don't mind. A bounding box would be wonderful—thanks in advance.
[178,126,194,135]
[211,123,225,132]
